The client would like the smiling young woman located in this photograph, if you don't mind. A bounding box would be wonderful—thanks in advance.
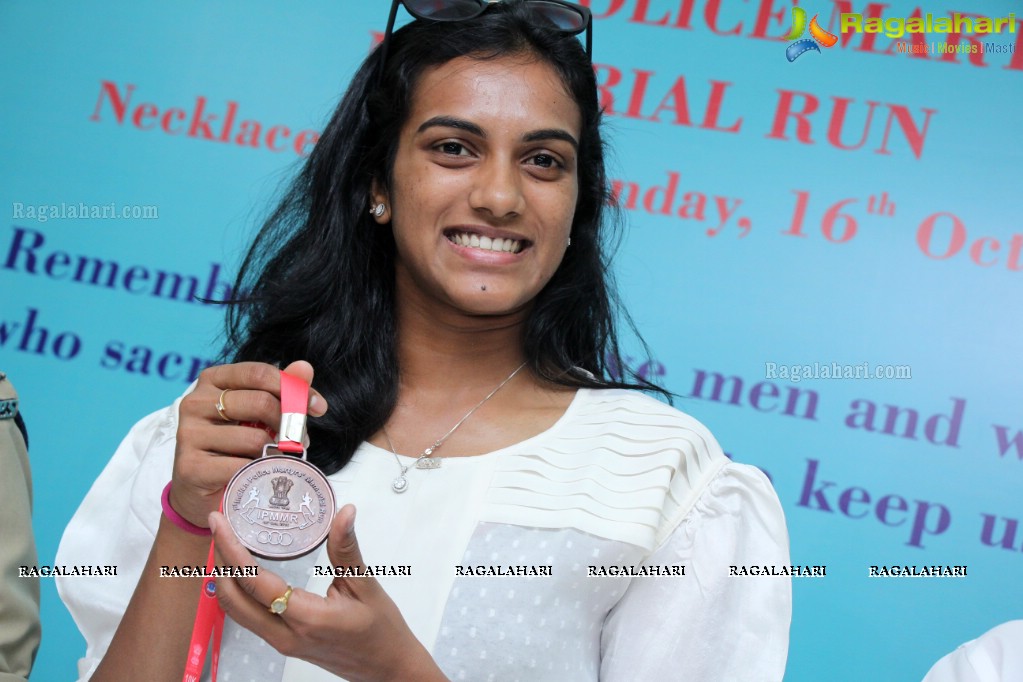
[56,2,791,681]
[378,55,580,320]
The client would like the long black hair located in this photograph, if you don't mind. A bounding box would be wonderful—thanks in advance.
[224,1,668,475]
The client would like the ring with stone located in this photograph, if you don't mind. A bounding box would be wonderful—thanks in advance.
[215,389,234,422]
[269,586,293,615]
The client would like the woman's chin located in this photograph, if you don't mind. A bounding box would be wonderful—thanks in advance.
[445,288,534,320]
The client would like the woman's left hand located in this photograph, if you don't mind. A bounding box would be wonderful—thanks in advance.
[209,505,448,682]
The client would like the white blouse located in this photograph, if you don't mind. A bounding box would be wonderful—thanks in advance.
[923,621,1023,682]
[57,388,791,681]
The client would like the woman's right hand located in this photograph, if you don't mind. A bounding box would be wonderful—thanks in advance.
[168,360,328,530]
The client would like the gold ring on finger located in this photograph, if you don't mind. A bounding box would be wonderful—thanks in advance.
[216,389,234,422]
[269,586,293,615]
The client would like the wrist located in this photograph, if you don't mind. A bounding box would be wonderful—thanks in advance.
[161,482,212,536]
[154,513,215,561]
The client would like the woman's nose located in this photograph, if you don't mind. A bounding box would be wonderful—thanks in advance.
[468,157,526,220]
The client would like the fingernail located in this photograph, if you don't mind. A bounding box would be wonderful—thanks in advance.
[208,513,218,533]
[310,395,327,414]
[345,509,356,535]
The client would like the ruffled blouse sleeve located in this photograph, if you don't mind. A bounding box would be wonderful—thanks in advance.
[54,398,181,681]
[599,462,791,681]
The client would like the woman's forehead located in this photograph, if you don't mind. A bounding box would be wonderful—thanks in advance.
[405,55,582,138]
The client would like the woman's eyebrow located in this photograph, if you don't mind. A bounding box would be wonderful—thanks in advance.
[417,115,485,137]
[417,116,579,151]
[523,128,578,151]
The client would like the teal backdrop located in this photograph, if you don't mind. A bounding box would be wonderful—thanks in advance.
[1,1,1020,680]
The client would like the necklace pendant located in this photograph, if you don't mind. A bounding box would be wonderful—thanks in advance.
[391,474,409,493]
[381,361,526,494]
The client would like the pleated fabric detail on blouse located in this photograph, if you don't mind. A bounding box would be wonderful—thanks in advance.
[480,389,728,551]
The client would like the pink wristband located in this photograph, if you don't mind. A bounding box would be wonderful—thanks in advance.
[161,481,212,536]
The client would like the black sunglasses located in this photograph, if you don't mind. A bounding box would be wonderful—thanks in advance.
[377,0,593,82]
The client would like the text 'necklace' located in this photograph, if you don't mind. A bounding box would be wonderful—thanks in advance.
[383,361,528,494]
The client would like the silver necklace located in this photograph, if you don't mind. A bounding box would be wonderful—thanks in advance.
[382,362,528,494]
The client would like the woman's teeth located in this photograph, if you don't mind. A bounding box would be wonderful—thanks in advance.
[449,232,522,253]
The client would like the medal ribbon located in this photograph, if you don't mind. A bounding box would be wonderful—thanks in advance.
[181,370,310,681]
[276,371,309,455]
[182,524,224,682]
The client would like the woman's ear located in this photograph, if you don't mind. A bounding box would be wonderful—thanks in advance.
[369,179,391,224]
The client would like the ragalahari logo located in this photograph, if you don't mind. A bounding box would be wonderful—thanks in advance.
[784,7,838,61]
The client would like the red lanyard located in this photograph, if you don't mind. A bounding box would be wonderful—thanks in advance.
[182,513,224,682]
[181,370,309,681]
[276,371,309,454]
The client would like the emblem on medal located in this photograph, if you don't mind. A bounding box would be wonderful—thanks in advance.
[223,372,336,560]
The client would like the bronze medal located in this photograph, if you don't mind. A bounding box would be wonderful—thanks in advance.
[223,452,335,560]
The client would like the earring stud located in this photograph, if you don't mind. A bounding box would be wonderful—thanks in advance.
[370,203,386,218]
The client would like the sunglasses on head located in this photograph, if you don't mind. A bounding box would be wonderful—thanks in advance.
[377,0,593,81]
